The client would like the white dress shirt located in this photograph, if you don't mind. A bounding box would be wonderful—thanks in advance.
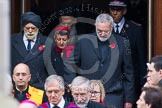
[23,35,37,50]
[50,97,65,108]
[114,17,125,34]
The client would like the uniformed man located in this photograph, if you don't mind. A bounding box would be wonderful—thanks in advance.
[108,0,147,107]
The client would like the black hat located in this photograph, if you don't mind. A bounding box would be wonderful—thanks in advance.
[21,12,42,28]
[108,0,127,7]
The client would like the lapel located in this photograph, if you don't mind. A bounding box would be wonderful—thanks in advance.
[93,33,111,63]
[100,34,120,84]
[24,36,44,62]
[92,33,101,60]
[64,101,70,108]
[120,19,130,39]
[13,33,28,58]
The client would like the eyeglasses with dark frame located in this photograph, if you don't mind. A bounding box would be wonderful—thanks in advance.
[90,91,101,96]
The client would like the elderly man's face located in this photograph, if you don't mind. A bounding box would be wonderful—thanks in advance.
[71,84,90,108]
[46,80,64,105]
[13,64,31,88]
[96,22,112,42]
[24,23,39,40]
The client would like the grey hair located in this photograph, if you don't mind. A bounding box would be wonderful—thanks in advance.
[71,76,90,90]
[95,13,114,28]
[44,75,65,90]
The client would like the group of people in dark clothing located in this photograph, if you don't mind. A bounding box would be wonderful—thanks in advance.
[10,0,162,108]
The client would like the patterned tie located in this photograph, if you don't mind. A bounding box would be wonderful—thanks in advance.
[116,24,119,34]
[27,39,31,51]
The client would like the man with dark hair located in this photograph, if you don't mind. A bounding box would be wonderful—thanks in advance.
[108,0,147,105]
[11,11,48,89]
[136,87,162,108]
[144,55,162,88]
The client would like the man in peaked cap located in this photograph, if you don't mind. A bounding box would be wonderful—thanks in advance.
[11,11,48,90]
[107,0,147,108]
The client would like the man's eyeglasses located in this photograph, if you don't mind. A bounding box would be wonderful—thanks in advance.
[97,29,111,35]
[72,93,87,98]
[24,26,38,31]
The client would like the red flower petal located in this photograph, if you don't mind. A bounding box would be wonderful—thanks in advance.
[38,45,45,51]
[26,93,31,99]
[109,43,116,48]
[64,45,75,58]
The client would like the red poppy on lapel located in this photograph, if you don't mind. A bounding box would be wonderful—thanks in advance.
[64,45,75,58]
[109,43,116,49]
[38,45,45,51]
[26,93,31,99]
[67,103,79,108]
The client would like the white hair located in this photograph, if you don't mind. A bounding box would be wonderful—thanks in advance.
[44,75,65,90]
[95,13,114,28]
[71,76,90,90]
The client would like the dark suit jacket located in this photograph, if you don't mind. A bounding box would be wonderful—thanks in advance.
[11,32,48,89]
[114,19,147,97]
[14,85,47,103]
[86,101,107,108]
[51,43,65,77]
[63,33,135,103]
[38,100,69,108]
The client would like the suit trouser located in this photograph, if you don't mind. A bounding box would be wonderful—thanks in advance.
[104,91,124,108]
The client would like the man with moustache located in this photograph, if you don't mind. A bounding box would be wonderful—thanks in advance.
[11,12,48,89]
[108,0,147,105]
[63,13,135,108]
[70,76,107,108]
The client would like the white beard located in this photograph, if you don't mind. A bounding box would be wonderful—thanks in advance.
[24,30,38,40]
[75,97,89,108]
[96,32,111,42]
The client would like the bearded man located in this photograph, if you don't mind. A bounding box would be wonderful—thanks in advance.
[11,12,48,89]
[63,13,135,108]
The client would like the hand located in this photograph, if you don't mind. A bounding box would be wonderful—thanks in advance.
[124,102,132,108]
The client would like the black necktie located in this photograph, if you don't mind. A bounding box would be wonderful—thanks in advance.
[53,106,60,108]
[27,39,31,51]
[116,24,119,34]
